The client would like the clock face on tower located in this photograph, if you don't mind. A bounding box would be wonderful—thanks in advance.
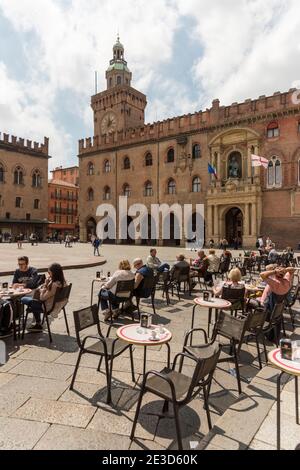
[101,112,118,135]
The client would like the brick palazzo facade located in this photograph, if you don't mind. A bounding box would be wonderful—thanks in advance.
[78,38,300,248]
[48,166,79,239]
[0,133,49,241]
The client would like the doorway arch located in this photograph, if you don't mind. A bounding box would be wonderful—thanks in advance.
[86,217,97,241]
[225,207,243,247]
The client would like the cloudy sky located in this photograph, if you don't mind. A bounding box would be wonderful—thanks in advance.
[0,0,300,170]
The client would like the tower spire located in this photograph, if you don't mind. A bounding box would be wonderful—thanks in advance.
[106,37,132,89]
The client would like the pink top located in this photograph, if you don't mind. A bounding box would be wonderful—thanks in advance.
[260,273,292,304]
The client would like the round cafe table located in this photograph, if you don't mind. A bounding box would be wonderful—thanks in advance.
[191,297,232,341]
[268,348,300,450]
[116,324,172,377]
[0,288,32,340]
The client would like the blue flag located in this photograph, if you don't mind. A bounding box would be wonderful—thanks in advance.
[208,163,218,179]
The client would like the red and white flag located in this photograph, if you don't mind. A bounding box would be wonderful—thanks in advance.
[251,154,269,169]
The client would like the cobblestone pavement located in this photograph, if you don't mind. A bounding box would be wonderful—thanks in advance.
[0,245,299,450]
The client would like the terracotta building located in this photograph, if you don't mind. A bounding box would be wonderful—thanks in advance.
[78,38,300,248]
[0,133,49,241]
[48,166,79,239]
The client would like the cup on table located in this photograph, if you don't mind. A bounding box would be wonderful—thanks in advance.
[158,324,165,334]
[96,272,101,279]
[2,282,8,289]
[151,330,158,340]
[203,291,210,302]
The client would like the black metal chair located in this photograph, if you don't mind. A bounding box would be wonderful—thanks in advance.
[22,283,72,343]
[134,275,157,320]
[285,284,300,329]
[261,301,286,348]
[70,304,135,404]
[184,310,250,395]
[222,284,246,316]
[166,265,192,301]
[242,307,268,369]
[98,279,135,322]
[130,344,221,450]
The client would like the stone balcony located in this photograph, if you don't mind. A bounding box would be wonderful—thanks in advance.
[207,177,262,197]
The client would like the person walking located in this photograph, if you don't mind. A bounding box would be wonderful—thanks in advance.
[93,237,101,256]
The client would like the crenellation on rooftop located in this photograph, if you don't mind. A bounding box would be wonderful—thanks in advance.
[0,132,49,156]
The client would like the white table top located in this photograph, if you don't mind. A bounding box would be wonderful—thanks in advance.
[0,288,32,298]
[117,324,172,346]
[268,348,300,377]
[194,297,232,309]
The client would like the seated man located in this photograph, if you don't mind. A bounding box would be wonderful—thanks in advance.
[133,258,154,299]
[12,256,39,289]
[146,248,170,274]
[260,265,295,312]
[99,260,135,321]
[190,250,209,275]
[169,254,190,278]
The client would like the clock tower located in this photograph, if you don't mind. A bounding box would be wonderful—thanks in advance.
[92,36,147,136]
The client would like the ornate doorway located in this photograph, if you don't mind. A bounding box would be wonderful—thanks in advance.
[225,207,243,247]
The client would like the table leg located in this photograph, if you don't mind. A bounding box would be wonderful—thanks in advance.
[90,280,95,306]
[208,308,212,339]
[143,346,147,377]
[277,371,284,450]
[296,376,299,425]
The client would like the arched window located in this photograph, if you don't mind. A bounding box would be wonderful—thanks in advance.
[0,165,4,183]
[34,199,40,210]
[15,197,22,208]
[14,167,24,185]
[192,144,201,160]
[123,184,131,197]
[87,188,94,201]
[192,177,201,193]
[144,181,153,197]
[104,160,111,173]
[167,178,176,195]
[167,148,175,163]
[117,76,122,85]
[267,156,282,188]
[32,170,42,187]
[88,162,94,176]
[104,186,111,200]
[124,156,130,170]
[267,121,279,138]
[145,153,153,167]
[109,78,112,88]
[228,151,242,179]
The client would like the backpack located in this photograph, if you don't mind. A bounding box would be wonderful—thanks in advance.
[0,300,13,332]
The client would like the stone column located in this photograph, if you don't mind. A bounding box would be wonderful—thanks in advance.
[214,205,219,239]
[247,146,252,180]
[244,203,250,237]
[207,205,213,240]
[254,145,260,177]
[217,151,221,181]
[251,203,257,237]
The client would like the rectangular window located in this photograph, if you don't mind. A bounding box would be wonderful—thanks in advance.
[34,199,40,210]
[15,197,22,208]
[26,213,31,221]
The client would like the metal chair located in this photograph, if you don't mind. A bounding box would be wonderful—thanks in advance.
[98,279,135,322]
[184,310,250,395]
[134,275,157,320]
[285,284,300,329]
[166,265,192,301]
[70,304,135,404]
[22,283,72,343]
[130,344,221,450]
[222,284,246,316]
[261,301,286,348]
[242,307,268,369]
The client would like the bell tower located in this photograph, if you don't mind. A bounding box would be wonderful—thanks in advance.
[91,36,147,136]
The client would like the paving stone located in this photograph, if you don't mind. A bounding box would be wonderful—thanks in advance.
[0,416,49,450]
[0,373,16,388]
[0,375,69,400]
[202,433,248,451]
[255,410,300,450]
[34,424,130,450]
[0,391,29,417]
[14,397,97,428]
[0,358,22,373]
[88,408,159,441]
[249,439,276,450]
[130,438,166,451]
[16,348,64,363]
[59,381,123,407]
[9,360,74,381]
[54,351,101,368]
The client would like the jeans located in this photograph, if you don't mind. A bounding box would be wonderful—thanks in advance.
[94,247,100,256]
[99,289,119,311]
[157,263,170,273]
[21,296,43,323]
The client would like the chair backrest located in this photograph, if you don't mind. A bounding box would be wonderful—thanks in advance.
[222,285,245,302]
[37,274,46,287]
[188,344,222,399]
[219,258,230,274]
[269,301,285,325]
[214,310,247,344]
[141,274,156,291]
[115,279,135,299]
[47,283,72,315]
[172,265,190,282]
[246,308,267,332]
[73,304,101,344]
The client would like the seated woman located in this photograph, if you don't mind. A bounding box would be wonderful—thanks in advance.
[213,268,244,298]
[21,263,67,332]
[99,260,135,321]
